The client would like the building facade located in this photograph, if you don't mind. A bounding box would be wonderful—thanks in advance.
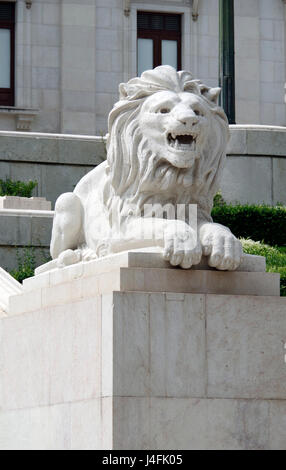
[0,0,285,135]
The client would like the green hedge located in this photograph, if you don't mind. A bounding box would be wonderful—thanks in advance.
[0,178,37,198]
[9,247,51,284]
[242,240,286,297]
[212,203,286,247]
[9,247,37,284]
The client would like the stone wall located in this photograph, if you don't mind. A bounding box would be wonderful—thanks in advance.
[0,209,53,271]
[235,0,286,125]
[222,125,286,205]
[0,126,285,208]
[0,131,106,207]
[0,0,285,134]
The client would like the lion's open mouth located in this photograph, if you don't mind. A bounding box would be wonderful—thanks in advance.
[167,132,197,151]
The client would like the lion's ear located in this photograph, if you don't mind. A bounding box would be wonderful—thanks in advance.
[201,86,221,104]
[119,83,128,99]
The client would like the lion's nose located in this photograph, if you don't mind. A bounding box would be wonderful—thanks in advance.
[175,109,199,127]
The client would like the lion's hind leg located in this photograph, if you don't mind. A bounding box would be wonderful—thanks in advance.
[50,192,84,260]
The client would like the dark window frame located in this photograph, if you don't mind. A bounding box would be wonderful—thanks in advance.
[0,2,15,107]
[137,12,182,74]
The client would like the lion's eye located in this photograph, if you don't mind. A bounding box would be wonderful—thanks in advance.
[194,109,204,116]
[159,108,170,114]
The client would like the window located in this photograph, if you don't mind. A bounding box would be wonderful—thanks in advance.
[137,12,181,76]
[0,2,15,106]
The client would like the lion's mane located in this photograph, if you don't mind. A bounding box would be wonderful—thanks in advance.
[103,66,229,224]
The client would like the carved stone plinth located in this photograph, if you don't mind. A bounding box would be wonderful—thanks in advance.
[0,252,285,449]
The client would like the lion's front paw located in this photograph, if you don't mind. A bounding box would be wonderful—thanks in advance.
[199,223,243,271]
[57,249,82,268]
[81,247,98,261]
[163,221,202,269]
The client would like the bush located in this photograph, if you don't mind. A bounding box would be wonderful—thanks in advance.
[9,247,36,283]
[268,267,286,297]
[212,203,286,247]
[0,178,37,198]
[213,191,226,208]
[241,239,286,296]
[212,192,286,296]
[9,247,51,283]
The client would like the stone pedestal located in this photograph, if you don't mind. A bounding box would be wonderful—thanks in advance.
[0,251,285,450]
[0,196,51,211]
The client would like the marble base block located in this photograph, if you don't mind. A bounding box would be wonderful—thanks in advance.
[0,196,51,211]
[0,254,285,449]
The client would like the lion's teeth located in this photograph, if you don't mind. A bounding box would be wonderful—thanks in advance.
[168,133,197,150]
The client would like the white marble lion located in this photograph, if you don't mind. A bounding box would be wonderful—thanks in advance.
[50,66,242,271]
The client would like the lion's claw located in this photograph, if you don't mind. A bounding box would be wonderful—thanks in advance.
[200,223,243,271]
[163,221,202,269]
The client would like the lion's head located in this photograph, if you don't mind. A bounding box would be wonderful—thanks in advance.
[104,66,229,218]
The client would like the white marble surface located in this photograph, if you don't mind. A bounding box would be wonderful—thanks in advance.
[0,268,22,313]
[1,396,286,450]
[0,297,102,410]
[0,397,112,450]
[112,397,271,450]
[207,294,286,399]
[1,290,286,449]
[8,252,276,319]
[112,292,206,398]
[35,249,266,276]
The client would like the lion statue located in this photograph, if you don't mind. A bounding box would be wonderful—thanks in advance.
[48,66,242,271]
